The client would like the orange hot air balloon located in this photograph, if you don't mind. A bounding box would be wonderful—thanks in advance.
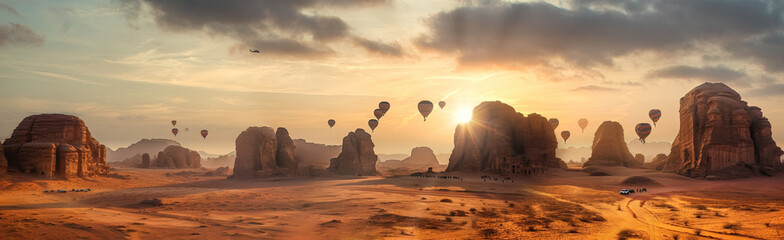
[438,101,446,109]
[560,131,570,142]
[327,119,336,129]
[379,101,390,114]
[368,119,379,132]
[548,118,559,130]
[649,109,662,127]
[635,123,652,144]
[578,118,588,132]
[171,128,178,136]
[200,129,208,139]
[374,108,385,120]
[418,100,434,121]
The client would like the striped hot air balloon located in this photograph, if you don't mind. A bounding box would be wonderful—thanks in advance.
[578,118,588,132]
[560,131,570,143]
[368,119,379,132]
[327,119,336,129]
[379,101,391,114]
[171,128,178,136]
[374,108,385,120]
[418,100,434,121]
[549,118,559,130]
[438,101,446,109]
[635,123,652,144]
[200,129,209,139]
[649,109,662,127]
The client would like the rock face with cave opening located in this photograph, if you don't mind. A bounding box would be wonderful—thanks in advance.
[446,101,566,175]
[663,82,783,179]
[2,114,109,179]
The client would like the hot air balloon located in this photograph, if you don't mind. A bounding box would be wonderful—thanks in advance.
[438,101,446,109]
[379,101,391,114]
[327,119,336,129]
[171,120,177,126]
[548,118,559,130]
[635,123,652,143]
[374,108,385,120]
[185,127,189,132]
[418,100,434,121]
[578,118,588,132]
[171,128,178,136]
[649,109,662,127]
[560,131,571,142]
[368,119,379,132]
[200,129,209,139]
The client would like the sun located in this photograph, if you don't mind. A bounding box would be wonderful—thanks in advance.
[454,108,473,123]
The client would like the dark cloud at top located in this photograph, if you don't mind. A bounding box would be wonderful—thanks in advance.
[353,37,403,57]
[0,3,20,16]
[0,23,45,47]
[121,0,388,57]
[646,65,747,82]
[416,0,784,71]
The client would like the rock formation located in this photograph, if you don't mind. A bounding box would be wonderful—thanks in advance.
[141,153,151,168]
[155,145,201,169]
[632,154,645,168]
[2,114,108,178]
[0,145,6,176]
[663,82,783,178]
[328,128,378,176]
[203,152,236,168]
[378,147,440,169]
[644,153,668,170]
[232,126,298,178]
[106,138,180,162]
[293,139,341,168]
[446,101,565,175]
[583,121,638,168]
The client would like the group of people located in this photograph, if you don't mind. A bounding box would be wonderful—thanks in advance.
[481,175,514,183]
[43,188,91,193]
[409,174,463,181]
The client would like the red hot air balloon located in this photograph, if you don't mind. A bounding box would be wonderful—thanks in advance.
[379,101,391,114]
[171,120,177,126]
[438,101,446,109]
[548,118,559,130]
[635,123,652,143]
[171,128,178,136]
[328,119,336,129]
[368,119,379,132]
[649,109,662,127]
[578,118,588,132]
[418,100,434,121]
[560,131,571,142]
[200,129,208,139]
[374,108,385,120]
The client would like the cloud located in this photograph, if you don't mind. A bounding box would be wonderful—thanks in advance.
[0,3,20,16]
[726,33,784,72]
[747,83,784,96]
[120,0,388,57]
[646,65,747,83]
[416,0,784,70]
[353,37,403,57]
[571,85,618,92]
[0,23,44,47]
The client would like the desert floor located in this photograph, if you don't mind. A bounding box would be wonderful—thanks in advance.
[1,167,783,240]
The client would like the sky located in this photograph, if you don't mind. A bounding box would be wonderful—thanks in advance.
[1,0,783,156]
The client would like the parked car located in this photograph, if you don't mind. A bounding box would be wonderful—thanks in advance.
[620,189,630,195]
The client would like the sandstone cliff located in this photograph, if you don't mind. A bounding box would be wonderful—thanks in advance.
[328,128,378,176]
[446,101,565,175]
[2,114,108,178]
[663,82,783,179]
[232,126,298,178]
[583,121,639,168]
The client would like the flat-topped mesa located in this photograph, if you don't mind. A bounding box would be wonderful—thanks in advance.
[155,145,201,169]
[446,101,566,175]
[232,126,298,178]
[328,128,378,176]
[583,121,641,168]
[663,82,783,179]
[2,114,109,178]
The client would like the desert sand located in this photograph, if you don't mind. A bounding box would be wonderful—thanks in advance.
[1,167,783,240]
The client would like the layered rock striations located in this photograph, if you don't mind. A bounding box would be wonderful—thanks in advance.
[328,129,378,176]
[232,126,298,178]
[446,101,565,175]
[583,121,640,168]
[2,114,108,178]
[663,82,783,178]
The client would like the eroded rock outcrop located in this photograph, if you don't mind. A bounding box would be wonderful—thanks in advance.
[644,153,668,170]
[328,128,378,176]
[2,114,108,178]
[378,147,440,169]
[0,146,6,176]
[446,101,565,175]
[155,145,201,169]
[663,82,783,179]
[584,121,638,168]
[232,126,298,178]
[141,153,151,168]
